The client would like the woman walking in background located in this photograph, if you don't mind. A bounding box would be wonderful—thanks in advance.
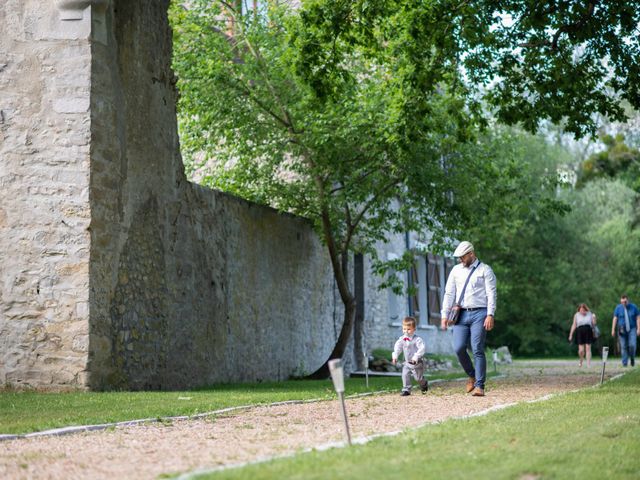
[569,303,597,367]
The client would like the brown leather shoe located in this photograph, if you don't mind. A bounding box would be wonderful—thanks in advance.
[466,377,476,393]
[471,387,485,397]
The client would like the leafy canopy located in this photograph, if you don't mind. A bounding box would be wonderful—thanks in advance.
[578,134,640,191]
[170,0,503,263]
[293,0,640,138]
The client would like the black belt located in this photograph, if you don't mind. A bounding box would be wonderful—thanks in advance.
[461,307,486,311]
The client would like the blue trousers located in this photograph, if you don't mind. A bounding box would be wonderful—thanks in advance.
[453,308,487,389]
[619,329,637,366]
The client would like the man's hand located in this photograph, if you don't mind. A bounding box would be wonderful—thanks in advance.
[392,358,397,366]
[484,315,494,331]
[441,318,448,331]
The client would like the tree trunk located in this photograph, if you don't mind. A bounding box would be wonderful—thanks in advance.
[307,293,356,379]
[307,244,356,379]
[306,190,358,379]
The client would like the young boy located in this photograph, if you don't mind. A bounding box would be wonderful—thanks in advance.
[392,316,429,396]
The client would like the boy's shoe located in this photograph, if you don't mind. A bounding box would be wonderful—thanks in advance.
[420,380,429,393]
[400,390,411,396]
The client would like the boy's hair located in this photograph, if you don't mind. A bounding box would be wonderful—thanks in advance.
[402,316,416,328]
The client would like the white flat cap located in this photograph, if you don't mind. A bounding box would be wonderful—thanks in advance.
[453,241,474,257]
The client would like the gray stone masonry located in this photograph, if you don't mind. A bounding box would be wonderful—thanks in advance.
[0,0,93,388]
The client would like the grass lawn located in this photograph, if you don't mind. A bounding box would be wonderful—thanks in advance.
[0,370,468,435]
[192,368,640,480]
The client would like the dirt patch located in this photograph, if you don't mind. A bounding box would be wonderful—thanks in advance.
[0,363,623,479]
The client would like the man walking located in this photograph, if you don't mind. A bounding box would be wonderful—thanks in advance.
[441,241,497,396]
[611,295,639,367]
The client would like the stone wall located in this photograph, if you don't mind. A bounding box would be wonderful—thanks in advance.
[87,0,341,389]
[0,0,93,388]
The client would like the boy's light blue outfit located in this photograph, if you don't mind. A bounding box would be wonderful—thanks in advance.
[392,333,427,393]
[613,302,639,367]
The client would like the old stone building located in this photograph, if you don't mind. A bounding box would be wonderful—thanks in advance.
[0,0,453,391]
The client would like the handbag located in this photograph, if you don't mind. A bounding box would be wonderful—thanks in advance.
[446,304,461,326]
[592,324,600,339]
[446,261,481,327]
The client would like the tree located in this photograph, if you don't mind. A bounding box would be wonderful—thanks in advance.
[577,133,640,192]
[465,128,574,355]
[474,153,640,356]
[293,1,640,138]
[170,1,526,377]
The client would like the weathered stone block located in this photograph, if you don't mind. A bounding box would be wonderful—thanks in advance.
[53,97,90,114]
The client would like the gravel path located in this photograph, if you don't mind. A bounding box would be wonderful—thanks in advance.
[0,362,624,479]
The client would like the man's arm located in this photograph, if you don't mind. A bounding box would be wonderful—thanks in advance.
[611,316,618,337]
[484,265,497,330]
[440,269,457,330]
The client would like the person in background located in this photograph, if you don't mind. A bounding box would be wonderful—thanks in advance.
[568,303,597,367]
[441,241,497,397]
[392,316,429,396]
[611,295,640,367]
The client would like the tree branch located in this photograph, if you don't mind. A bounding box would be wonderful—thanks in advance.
[223,75,294,129]
[518,2,598,51]
[341,177,400,252]
[214,1,303,136]
[315,176,353,305]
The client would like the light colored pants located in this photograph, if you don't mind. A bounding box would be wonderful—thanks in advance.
[619,329,637,366]
[453,308,487,389]
[401,360,426,392]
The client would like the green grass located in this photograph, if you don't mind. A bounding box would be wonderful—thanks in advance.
[192,369,640,480]
[0,372,465,435]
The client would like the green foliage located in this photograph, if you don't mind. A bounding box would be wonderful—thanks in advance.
[370,348,392,362]
[170,3,515,375]
[292,1,640,138]
[170,1,484,257]
[460,129,571,354]
[475,169,640,355]
[170,2,593,261]
[578,133,640,191]
[169,0,546,318]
